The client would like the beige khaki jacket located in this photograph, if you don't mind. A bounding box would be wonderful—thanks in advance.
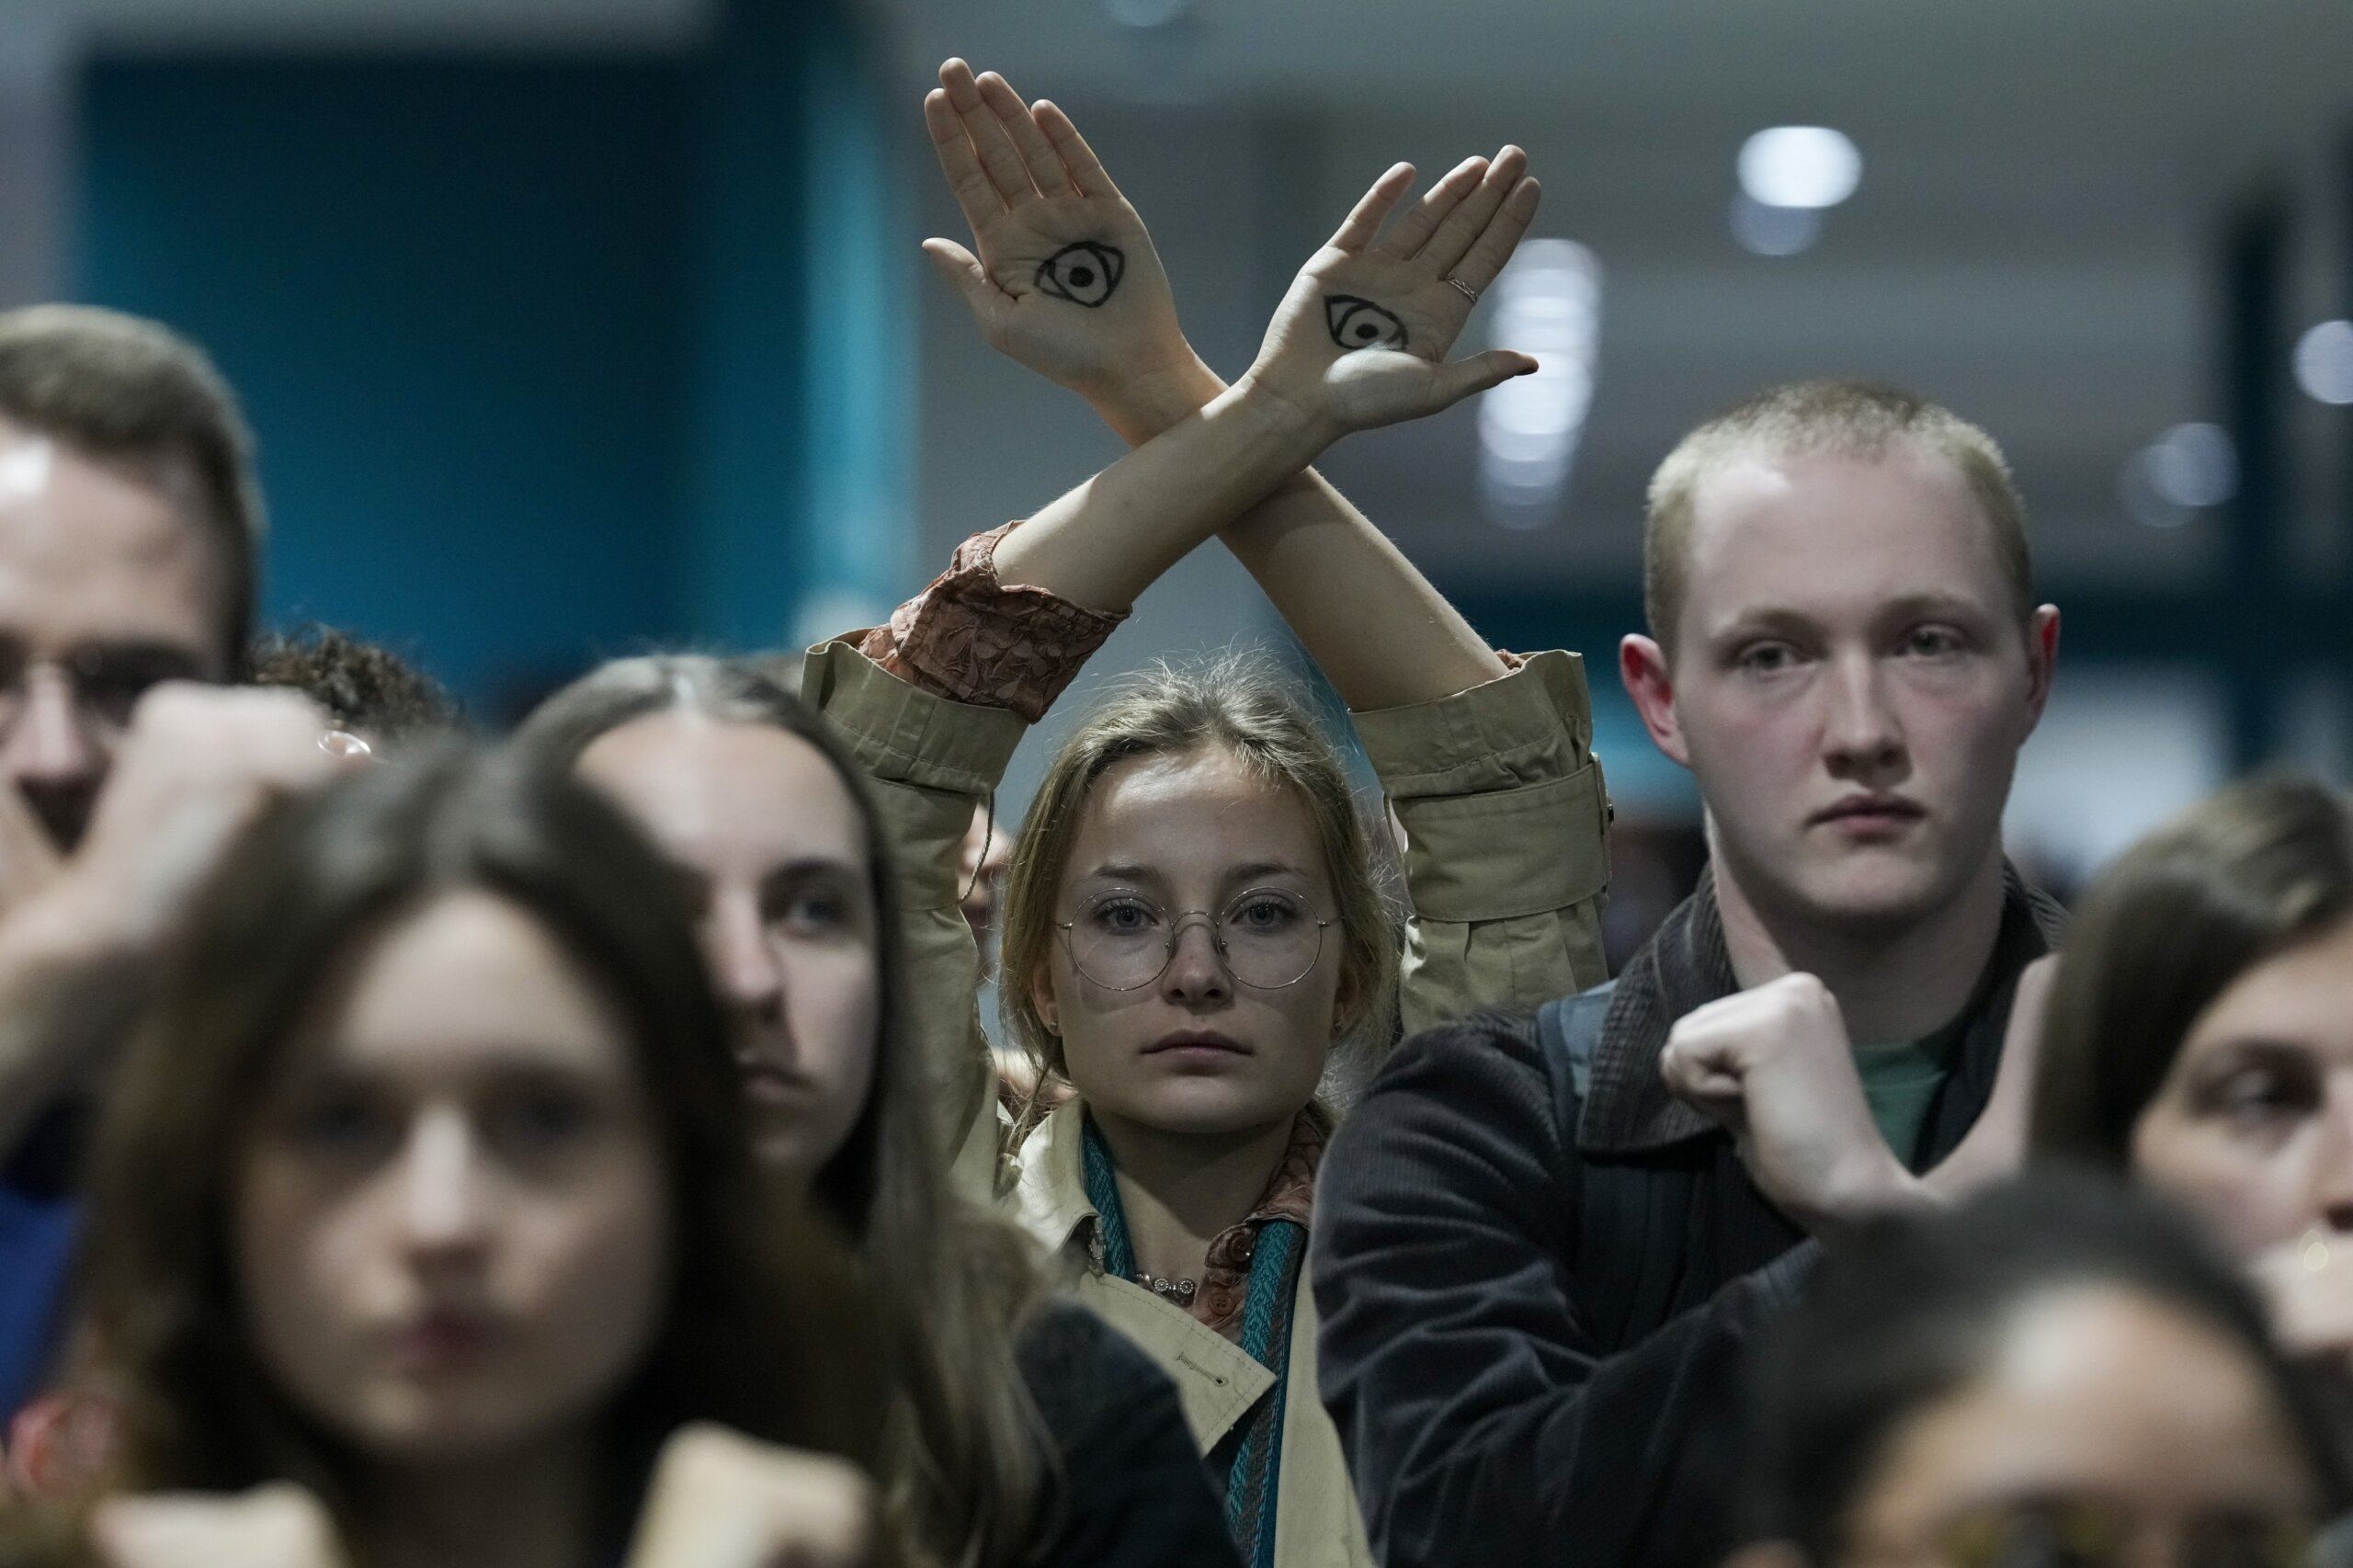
[803,638,1611,1566]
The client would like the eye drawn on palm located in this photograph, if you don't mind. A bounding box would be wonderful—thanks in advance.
[1250,148,1545,436]
[923,61,1188,399]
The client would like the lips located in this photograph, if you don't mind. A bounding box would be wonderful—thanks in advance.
[1142,1030,1251,1058]
[1811,794,1927,830]
[736,1057,815,1103]
[388,1307,501,1371]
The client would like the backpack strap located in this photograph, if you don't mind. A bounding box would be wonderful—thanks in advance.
[1537,978,1619,1105]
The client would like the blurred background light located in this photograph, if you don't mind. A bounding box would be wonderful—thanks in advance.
[2294,318,2353,404]
[1737,126,1862,210]
[1478,238,1602,528]
[1104,0,1192,29]
[1729,193,1824,256]
[2120,421,2237,528]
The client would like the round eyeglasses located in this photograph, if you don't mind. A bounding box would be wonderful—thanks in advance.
[1054,887,1333,992]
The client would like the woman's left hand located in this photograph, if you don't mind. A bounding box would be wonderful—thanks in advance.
[90,1483,347,1568]
[1240,148,1543,439]
[626,1424,875,1568]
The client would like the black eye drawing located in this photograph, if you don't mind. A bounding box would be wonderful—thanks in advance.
[1325,294,1407,351]
[1035,242,1126,307]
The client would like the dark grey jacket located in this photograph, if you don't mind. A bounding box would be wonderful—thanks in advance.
[1312,869,2063,1568]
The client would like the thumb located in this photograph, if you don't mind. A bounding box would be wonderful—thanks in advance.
[1424,349,1538,412]
[921,238,1002,324]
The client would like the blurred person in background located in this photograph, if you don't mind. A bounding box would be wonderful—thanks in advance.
[1731,1173,2339,1568]
[0,307,347,1423]
[1313,381,2065,1568]
[2031,775,2353,1452]
[0,751,885,1568]
[249,624,462,751]
[517,655,1245,1568]
[890,62,1608,1567]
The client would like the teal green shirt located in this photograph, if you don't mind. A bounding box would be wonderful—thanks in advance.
[1854,1016,1966,1170]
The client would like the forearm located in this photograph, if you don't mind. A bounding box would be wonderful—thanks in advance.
[1083,358,1504,710]
[989,377,1332,613]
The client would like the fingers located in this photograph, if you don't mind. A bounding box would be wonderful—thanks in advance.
[1034,99,1120,199]
[920,238,1002,322]
[1326,163,1416,253]
[1425,349,1537,411]
[924,89,1004,233]
[1421,144,1529,277]
[1380,154,1485,259]
[937,59,1037,208]
[1447,175,1542,295]
[975,69,1072,198]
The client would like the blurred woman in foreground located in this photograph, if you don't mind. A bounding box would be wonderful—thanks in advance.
[1,751,884,1568]
[1733,1174,2339,1568]
[2032,777,2353,1416]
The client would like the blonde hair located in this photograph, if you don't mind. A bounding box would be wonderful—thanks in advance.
[1644,379,2032,656]
[999,651,1398,1118]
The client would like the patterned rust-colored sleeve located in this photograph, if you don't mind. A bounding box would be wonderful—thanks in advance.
[855,522,1127,722]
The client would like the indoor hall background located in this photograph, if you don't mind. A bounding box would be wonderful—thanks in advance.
[0,0,2347,964]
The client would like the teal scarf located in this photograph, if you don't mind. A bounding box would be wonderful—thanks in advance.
[1082,1116,1302,1568]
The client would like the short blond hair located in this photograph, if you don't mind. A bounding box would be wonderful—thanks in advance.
[1643,380,2032,657]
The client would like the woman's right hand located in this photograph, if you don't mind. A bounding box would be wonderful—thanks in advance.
[626,1425,875,1568]
[922,59,1208,426]
[1239,150,1543,441]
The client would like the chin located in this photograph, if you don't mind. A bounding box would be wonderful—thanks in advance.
[1113,1082,1308,1139]
[1784,846,1966,928]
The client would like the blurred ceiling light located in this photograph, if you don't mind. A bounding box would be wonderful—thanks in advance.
[2294,319,2353,405]
[1105,0,1193,28]
[1479,239,1602,528]
[2119,422,2237,528]
[1737,126,1862,210]
[1729,194,1824,257]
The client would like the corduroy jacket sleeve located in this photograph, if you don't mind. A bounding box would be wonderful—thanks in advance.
[1350,650,1611,1034]
[801,638,1026,1191]
[1311,1012,1819,1568]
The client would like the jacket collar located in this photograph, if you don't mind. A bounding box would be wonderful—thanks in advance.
[1579,862,2066,1156]
[1006,1099,1101,1262]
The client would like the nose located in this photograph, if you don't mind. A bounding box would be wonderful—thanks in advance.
[705,894,785,1023]
[399,1108,491,1260]
[4,665,100,789]
[2309,1082,2353,1235]
[1159,915,1232,1006]
[1820,652,1905,780]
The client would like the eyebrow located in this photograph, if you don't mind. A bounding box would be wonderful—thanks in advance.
[1082,860,1313,886]
[1709,593,1993,642]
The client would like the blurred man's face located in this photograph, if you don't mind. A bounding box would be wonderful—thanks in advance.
[0,417,222,849]
[1626,443,2054,934]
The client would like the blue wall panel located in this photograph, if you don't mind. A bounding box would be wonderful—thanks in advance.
[78,57,698,712]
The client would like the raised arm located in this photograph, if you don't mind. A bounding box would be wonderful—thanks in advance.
[924,61,1529,709]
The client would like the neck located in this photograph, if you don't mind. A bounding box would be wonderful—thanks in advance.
[354,1427,600,1568]
[1711,843,2007,1044]
[1090,1107,1296,1287]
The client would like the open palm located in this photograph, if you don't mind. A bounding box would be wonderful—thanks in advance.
[1248,149,1543,434]
[923,61,1191,401]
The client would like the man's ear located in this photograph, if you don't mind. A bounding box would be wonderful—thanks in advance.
[2020,604,2061,734]
[1621,633,1692,767]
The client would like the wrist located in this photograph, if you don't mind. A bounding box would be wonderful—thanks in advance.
[1085,351,1225,446]
[1811,1145,1936,1236]
[1228,367,1347,460]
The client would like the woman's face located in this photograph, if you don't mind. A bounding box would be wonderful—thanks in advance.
[236,890,671,1463]
[2131,919,2353,1258]
[1838,1287,2315,1568]
[577,712,881,1180]
[1031,744,1347,1141]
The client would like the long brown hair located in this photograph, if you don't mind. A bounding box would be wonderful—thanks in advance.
[515,655,1052,1568]
[997,649,1400,1127]
[2031,775,2353,1167]
[68,748,884,1539]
